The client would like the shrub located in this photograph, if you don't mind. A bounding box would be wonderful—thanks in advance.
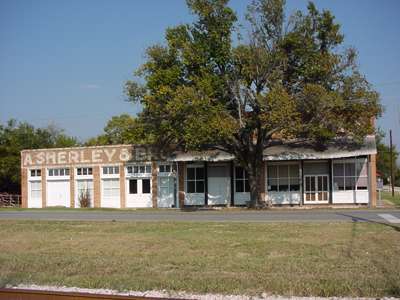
[78,189,91,208]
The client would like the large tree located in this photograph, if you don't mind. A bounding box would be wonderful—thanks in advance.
[126,0,381,207]
[85,114,150,146]
[0,119,78,193]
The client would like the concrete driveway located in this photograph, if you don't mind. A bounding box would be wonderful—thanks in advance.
[1,208,400,224]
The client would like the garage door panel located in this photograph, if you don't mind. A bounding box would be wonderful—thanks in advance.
[101,178,120,208]
[28,181,42,208]
[47,180,70,207]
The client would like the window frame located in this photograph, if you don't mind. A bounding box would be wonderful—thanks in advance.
[76,167,93,178]
[47,168,70,180]
[125,164,152,178]
[129,179,138,194]
[267,163,301,193]
[158,164,172,174]
[186,165,205,194]
[142,178,151,194]
[102,165,120,178]
[234,166,250,193]
[333,158,368,192]
[29,169,41,178]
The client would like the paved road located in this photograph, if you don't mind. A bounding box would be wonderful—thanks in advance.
[1,209,400,224]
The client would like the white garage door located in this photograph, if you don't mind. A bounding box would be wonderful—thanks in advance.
[208,165,230,205]
[158,176,175,208]
[47,180,70,207]
[28,181,42,208]
[101,178,120,208]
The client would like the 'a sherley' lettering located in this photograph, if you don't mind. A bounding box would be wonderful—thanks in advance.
[69,151,79,163]
[104,148,117,162]
[23,154,32,166]
[92,149,102,163]
[80,150,90,163]
[58,152,67,164]
[22,146,137,166]
[46,152,56,164]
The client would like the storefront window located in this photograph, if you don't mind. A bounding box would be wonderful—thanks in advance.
[186,166,205,193]
[267,164,300,192]
[235,167,249,193]
[333,158,368,191]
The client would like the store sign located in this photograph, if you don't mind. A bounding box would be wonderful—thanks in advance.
[22,146,154,167]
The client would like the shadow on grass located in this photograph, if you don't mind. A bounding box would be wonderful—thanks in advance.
[345,219,400,297]
[336,212,400,232]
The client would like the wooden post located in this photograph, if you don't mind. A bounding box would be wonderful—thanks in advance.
[178,162,185,208]
[230,161,234,206]
[390,129,395,197]
[151,161,158,208]
[204,161,208,206]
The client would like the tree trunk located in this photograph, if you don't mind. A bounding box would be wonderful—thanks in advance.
[245,152,265,208]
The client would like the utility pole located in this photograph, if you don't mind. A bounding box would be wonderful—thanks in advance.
[390,129,394,197]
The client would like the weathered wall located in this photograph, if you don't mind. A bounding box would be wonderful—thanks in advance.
[21,145,154,168]
[21,168,28,208]
[120,165,126,208]
[93,166,101,208]
[369,154,377,207]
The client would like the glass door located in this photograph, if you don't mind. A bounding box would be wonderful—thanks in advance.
[304,175,329,203]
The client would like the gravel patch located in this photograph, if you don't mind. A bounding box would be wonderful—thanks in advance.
[6,284,400,300]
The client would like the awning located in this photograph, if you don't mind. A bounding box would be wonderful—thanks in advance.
[169,135,376,162]
[263,135,376,161]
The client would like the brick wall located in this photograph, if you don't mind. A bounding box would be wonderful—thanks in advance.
[21,168,28,208]
[41,167,46,207]
[93,166,101,208]
[120,164,126,208]
[369,154,377,207]
[70,168,75,208]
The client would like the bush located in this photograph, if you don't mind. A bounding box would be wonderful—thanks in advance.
[78,189,91,208]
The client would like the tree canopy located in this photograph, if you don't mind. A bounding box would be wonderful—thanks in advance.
[126,0,381,206]
[0,119,78,193]
[85,114,150,146]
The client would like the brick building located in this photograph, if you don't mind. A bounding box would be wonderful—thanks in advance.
[21,135,377,208]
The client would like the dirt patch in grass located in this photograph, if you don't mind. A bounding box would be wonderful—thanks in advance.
[0,220,399,297]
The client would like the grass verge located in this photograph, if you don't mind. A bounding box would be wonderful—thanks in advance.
[0,220,399,297]
[382,191,400,207]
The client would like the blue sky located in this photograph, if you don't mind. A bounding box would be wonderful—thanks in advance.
[0,0,399,150]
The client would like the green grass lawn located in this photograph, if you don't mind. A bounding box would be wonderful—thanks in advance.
[0,220,399,297]
[382,191,400,207]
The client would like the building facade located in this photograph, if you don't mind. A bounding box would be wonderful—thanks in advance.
[20,136,377,208]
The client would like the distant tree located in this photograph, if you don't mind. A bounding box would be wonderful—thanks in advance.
[0,119,78,193]
[376,130,399,185]
[126,0,382,207]
[85,114,150,146]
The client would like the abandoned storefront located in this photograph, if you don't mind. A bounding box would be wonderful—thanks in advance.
[21,135,377,208]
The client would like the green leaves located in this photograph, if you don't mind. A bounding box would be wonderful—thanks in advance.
[125,0,382,161]
[0,120,78,193]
